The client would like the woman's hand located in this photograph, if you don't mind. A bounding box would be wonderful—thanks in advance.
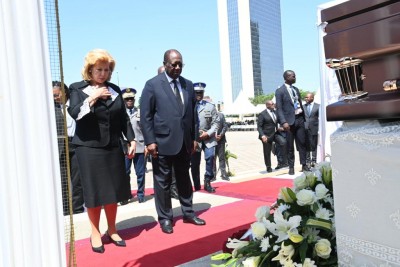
[127,140,136,159]
[94,86,111,100]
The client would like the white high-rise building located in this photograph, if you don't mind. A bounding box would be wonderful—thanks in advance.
[217,0,284,113]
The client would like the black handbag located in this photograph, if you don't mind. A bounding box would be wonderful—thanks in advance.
[119,138,129,155]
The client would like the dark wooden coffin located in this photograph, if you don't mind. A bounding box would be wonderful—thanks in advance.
[322,0,400,121]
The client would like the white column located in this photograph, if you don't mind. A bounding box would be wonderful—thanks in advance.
[0,0,66,266]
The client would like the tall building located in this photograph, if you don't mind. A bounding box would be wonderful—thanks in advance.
[217,0,284,113]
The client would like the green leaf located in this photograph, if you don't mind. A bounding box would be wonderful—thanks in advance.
[287,187,297,201]
[211,253,233,261]
[306,217,332,232]
[311,202,319,213]
[299,240,308,263]
[225,257,238,266]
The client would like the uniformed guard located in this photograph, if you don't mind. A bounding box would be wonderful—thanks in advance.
[190,82,219,193]
[121,87,148,204]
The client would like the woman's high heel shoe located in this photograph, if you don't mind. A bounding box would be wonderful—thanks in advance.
[105,231,126,247]
[90,237,105,253]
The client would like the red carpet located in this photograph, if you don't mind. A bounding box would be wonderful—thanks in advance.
[72,177,293,267]
[212,177,293,202]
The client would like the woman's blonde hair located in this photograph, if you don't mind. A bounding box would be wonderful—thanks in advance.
[81,49,116,81]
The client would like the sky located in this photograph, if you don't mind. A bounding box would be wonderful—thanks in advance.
[58,0,332,103]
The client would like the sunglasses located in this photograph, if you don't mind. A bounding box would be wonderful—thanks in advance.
[167,62,185,69]
[124,97,135,101]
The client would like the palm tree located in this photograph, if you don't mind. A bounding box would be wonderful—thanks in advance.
[225,146,237,177]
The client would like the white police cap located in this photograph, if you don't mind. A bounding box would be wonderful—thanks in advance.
[193,82,206,91]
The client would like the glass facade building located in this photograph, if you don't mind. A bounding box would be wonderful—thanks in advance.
[218,0,283,109]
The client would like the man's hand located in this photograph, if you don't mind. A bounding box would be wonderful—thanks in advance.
[192,141,199,155]
[199,131,210,140]
[283,122,290,131]
[261,136,268,143]
[147,143,158,158]
[216,134,222,142]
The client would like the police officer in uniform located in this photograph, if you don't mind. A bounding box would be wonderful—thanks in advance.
[121,88,147,204]
[190,82,219,193]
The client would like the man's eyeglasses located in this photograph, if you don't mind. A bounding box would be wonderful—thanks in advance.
[124,97,135,101]
[167,62,185,69]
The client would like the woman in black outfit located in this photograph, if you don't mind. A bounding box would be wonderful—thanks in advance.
[68,49,136,253]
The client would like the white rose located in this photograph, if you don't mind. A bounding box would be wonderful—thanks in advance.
[315,183,329,199]
[314,239,332,259]
[242,256,260,267]
[255,206,270,222]
[294,174,308,191]
[296,189,316,206]
[251,222,267,240]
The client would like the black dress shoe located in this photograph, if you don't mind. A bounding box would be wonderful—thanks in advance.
[119,200,129,205]
[160,220,173,234]
[301,165,311,172]
[194,186,201,191]
[221,176,230,181]
[289,168,295,175]
[183,216,206,226]
[138,197,146,203]
[204,182,216,193]
[105,231,126,247]
[210,177,216,182]
[90,237,105,253]
[266,167,273,173]
[275,164,288,170]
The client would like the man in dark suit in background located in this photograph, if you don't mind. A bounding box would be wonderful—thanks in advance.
[140,49,205,234]
[213,111,229,181]
[257,100,287,173]
[304,92,320,167]
[275,70,309,175]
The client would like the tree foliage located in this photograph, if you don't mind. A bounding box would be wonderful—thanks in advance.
[249,89,314,105]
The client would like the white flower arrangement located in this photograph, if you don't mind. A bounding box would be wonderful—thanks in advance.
[211,161,337,267]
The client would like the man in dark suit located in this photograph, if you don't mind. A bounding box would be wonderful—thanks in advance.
[213,111,229,181]
[304,93,320,167]
[257,100,287,173]
[140,49,206,234]
[275,70,309,175]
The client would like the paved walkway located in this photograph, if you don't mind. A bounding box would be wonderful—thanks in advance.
[142,130,302,187]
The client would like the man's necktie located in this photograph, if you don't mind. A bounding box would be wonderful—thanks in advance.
[307,104,311,115]
[271,110,277,122]
[129,109,133,115]
[290,86,299,109]
[290,86,296,98]
[172,79,183,110]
